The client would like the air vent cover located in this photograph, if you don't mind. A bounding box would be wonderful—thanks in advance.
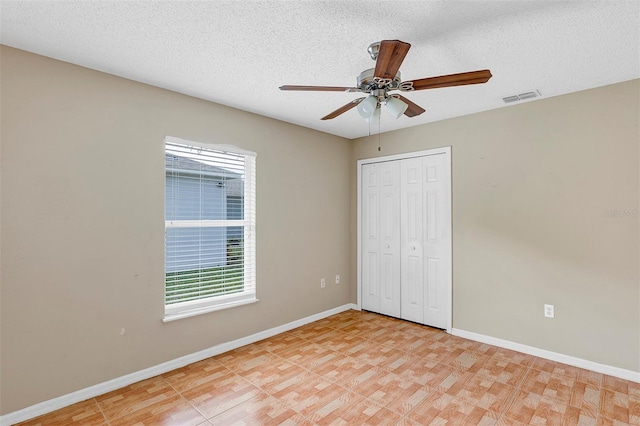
[503,90,541,103]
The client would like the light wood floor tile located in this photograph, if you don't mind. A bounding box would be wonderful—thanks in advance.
[95,376,178,422]
[631,398,640,425]
[305,391,401,425]
[532,357,580,380]
[600,387,631,424]
[108,394,206,426]
[470,355,529,388]
[407,390,480,424]
[285,323,335,340]
[504,388,597,425]
[14,310,640,426]
[270,372,347,417]
[303,350,355,378]
[446,374,516,414]
[272,341,335,369]
[396,357,455,388]
[338,321,390,339]
[433,367,474,394]
[521,368,578,402]
[404,338,458,363]
[490,346,537,367]
[162,358,230,393]
[577,368,604,388]
[14,398,106,426]
[236,356,306,390]
[181,373,261,419]
[598,415,637,426]
[252,333,309,353]
[444,348,491,371]
[208,391,305,425]
[214,347,278,373]
[346,369,429,414]
[368,328,425,349]
[309,329,369,353]
[347,341,407,368]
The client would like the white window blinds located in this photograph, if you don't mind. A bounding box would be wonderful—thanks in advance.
[164,137,256,321]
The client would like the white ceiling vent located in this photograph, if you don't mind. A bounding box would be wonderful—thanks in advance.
[502,90,541,103]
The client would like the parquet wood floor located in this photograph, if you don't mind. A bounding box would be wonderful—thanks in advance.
[16,310,640,425]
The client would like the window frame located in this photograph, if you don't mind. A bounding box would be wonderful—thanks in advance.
[163,136,257,322]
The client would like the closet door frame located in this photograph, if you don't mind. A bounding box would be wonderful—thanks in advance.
[357,147,452,333]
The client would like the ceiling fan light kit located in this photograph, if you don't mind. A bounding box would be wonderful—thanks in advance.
[357,94,379,118]
[280,40,492,122]
[365,107,381,125]
[386,96,409,118]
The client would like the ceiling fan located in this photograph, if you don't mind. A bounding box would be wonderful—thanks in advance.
[279,40,492,121]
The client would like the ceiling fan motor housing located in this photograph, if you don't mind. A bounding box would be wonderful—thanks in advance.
[357,68,402,92]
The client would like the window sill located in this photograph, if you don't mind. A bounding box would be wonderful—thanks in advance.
[162,298,259,322]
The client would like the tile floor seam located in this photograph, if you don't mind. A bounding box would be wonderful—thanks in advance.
[226,361,319,423]
[200,372,264,422]
[394,388,431,425]
[206,386,314,425]
[160,375,211,423]
[527,363,603,416]
[92,397,111,426]
[594,379,602,425]
[493,357,533,424]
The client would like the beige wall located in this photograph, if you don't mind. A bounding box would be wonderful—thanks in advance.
[0,46,352,414]
[351,79,640,372]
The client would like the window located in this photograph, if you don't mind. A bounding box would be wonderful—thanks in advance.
[163,136,256,321]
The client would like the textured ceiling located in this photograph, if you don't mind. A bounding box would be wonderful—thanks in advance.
[1,1,639,139]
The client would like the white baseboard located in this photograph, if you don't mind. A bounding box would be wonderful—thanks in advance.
[452,328,640,383]
[0,303,358,426]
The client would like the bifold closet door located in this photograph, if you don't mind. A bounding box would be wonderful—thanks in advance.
[400,153,449,329]
[400,157,424,324]
[361,161,401,318]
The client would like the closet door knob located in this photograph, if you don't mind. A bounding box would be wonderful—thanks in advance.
[411,246,416,250]
[385,244,390,249]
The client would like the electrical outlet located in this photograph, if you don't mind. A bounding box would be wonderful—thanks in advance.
[320,278,326,288]
[335,274,340,284]
[544,304,555,318]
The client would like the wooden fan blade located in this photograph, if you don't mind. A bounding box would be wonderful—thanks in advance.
[394,94,426,117]
[321,98,365,120]
[374,40,411,80]
[405,70,492,91]
[280,85,358,92]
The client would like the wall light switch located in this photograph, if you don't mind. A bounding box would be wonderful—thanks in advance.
[320,278,326,288]
[335,275,340,284]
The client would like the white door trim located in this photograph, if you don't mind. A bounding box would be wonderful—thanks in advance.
[357,147,452,333]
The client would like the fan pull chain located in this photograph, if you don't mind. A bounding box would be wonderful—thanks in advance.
[367,107,381,151]
[377,111,381,151]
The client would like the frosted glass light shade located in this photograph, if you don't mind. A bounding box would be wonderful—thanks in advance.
[357,95,378,118]
[365,106,381,125]
[386,97,408,119]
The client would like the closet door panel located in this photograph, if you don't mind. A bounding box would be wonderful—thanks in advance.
[379,161,401,317]
[361,162,401,317]
[361,164,380,312]
[400,157,424,324]
[423,154,449,329]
